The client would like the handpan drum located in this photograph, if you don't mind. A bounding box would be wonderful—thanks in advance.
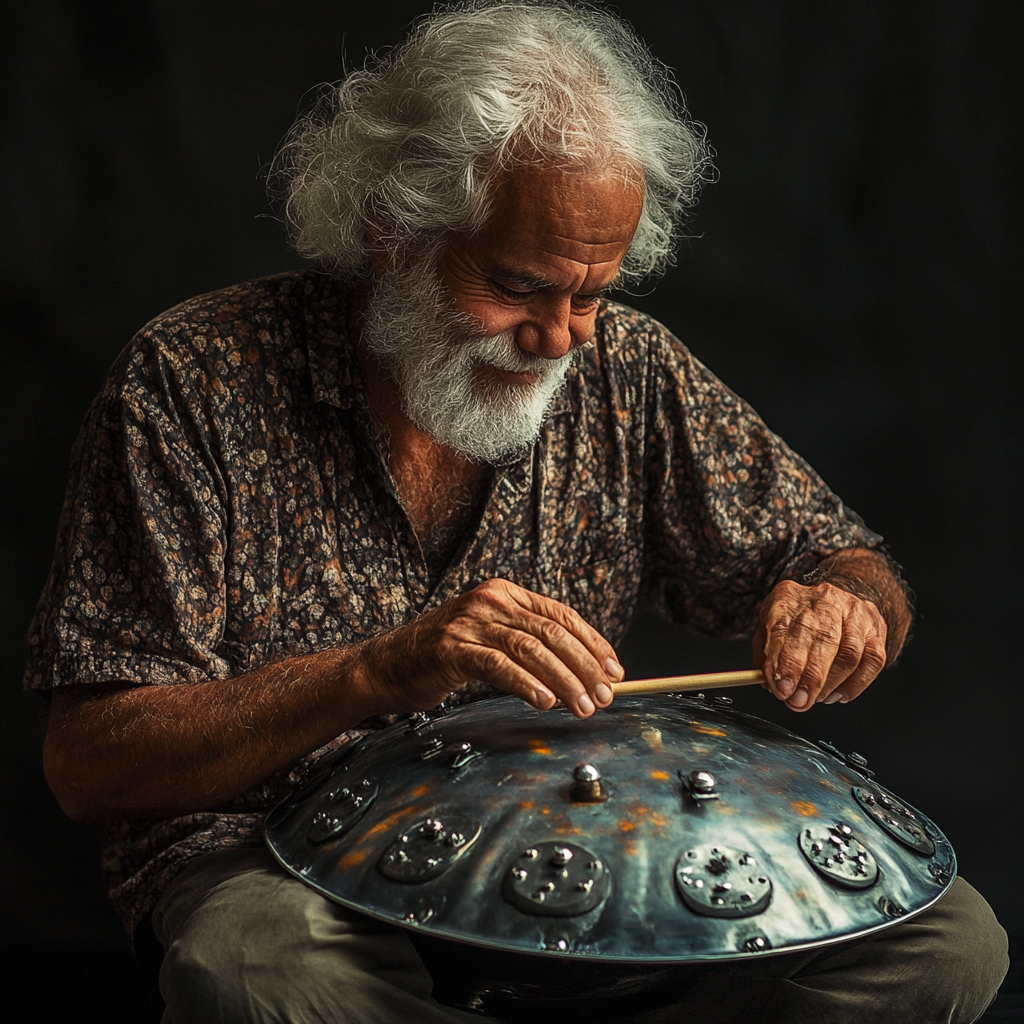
[265,693,955,1009]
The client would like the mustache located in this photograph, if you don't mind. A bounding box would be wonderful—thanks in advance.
[460,331,578,376]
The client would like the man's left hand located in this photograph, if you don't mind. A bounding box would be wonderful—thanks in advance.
[753,579,888,712]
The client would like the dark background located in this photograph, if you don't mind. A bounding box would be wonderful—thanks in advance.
[2,1,1020,1017]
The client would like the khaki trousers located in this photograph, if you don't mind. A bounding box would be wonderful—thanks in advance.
[152,847,1007,1024]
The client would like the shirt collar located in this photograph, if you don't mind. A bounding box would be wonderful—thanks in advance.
[302,274,363,410]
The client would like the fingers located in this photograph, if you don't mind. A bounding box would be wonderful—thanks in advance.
[824,634,887,704]
[406,579,623,719]
[512,585,623,707]
[758,581,887,713]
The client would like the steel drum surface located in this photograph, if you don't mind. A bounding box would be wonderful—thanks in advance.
[265,694,955,962]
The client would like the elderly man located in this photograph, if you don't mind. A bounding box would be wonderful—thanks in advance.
[28,2,1005,1022]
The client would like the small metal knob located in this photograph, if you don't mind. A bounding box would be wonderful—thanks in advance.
[689,770,716,793]
[420,737,445,759]
[571,763,608,803]
[421,818,443,839]
[551,846,574,866]
[406,712,431,733]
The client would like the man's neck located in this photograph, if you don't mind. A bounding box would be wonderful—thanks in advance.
[352,294,491,574]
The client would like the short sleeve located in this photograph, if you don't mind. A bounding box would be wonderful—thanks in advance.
[23,333,231,691]
[639,326,883,638]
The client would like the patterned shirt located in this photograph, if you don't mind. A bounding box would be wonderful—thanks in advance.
[24,270,882,934]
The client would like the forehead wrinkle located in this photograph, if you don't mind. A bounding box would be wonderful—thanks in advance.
[497,269,560,289]
[508,254,619,293]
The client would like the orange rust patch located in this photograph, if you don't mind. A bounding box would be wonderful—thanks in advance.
[649,812,667,828]
[528,739,552,755]
[650,770,670,781]
[624,839,638,856]
[409,784,431,798]
[694,726,726,737]
[339,849,369,869]
[793,888,809,902]
[790,800,818,817]
[518,800,533,811]
[618,819,636,832]
[364,807,418,838]
[554,822,584,835]
[541,807,551,815]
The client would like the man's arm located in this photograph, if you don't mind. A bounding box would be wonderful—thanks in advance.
[44,647,375,824]
[754,547,912,712]
[44,579,623,823]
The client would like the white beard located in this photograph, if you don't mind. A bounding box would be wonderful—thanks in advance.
[359,251,575,464]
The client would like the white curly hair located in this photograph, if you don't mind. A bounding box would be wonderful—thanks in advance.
[272,0,713,282]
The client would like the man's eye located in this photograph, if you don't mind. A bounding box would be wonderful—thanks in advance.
[494,282,536,301]
[571,294,602,312]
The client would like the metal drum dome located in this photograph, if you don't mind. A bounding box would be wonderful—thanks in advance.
[265,693,954,1009]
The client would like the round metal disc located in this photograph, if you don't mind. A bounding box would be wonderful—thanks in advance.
[266,694,956,963]
[502,841,611,917]
[674,845,773,918]
[379,815,482,883]
[853,786,936,855]
[308,777,378,843]
[798,823,879,889]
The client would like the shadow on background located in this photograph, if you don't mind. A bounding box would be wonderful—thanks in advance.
[2,0,1020,1019]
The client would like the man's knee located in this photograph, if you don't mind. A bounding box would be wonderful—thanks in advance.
[912,877,1009,1018]
[811,876,1009,1024]
[152,848,438,1024]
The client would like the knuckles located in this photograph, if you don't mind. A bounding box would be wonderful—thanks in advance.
[505,631,546,663]
[860,639,887,673]
[833,639,864,668]
[474,645,509,678]
[463,580,512,613]
[407,578,607,697]
[536,618,569,649]
[790,616,842,647]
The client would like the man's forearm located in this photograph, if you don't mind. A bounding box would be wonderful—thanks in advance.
[43,646,382,824]
[43,578,626,824]
[803,547,914,663]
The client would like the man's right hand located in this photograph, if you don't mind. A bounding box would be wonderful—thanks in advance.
[44,579,622,823]
[363,578,623,719]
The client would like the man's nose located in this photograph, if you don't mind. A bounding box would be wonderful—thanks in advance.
[516,299,579,360]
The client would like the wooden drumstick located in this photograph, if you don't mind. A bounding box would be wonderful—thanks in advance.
[611,668,765,696]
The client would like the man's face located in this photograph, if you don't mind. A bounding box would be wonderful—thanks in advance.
[440,163,644,383]
[361,164,642,464]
